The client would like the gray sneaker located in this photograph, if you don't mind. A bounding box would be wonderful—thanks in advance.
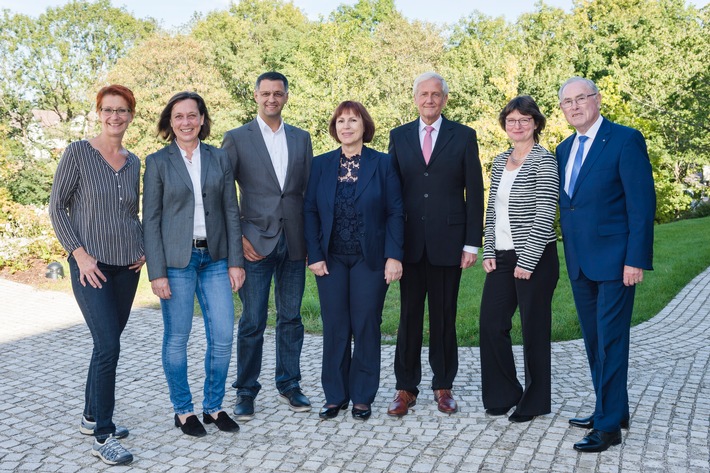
[91,436,133,465]
[80,415,129,439]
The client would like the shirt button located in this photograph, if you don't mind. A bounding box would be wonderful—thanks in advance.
[424,194,428,198]
[424,172,429,176]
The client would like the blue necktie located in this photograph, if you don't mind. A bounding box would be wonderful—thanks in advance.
[568,135,588,196]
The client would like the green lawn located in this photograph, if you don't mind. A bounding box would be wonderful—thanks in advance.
[36,216,710,347]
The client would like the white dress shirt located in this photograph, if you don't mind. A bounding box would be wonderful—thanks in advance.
[257,114,289,190]
[564,115,604,195]
[178,142,207,239]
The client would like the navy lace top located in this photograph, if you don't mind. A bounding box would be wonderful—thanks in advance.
[330,153,362,255]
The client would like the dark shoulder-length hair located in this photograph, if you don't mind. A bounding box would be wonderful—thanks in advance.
[328,100,375,144]
[156,91,212,141]
[498,95,547,143]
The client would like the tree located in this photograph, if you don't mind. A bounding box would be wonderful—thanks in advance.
[103,35,238,158]
[0,0,156,143]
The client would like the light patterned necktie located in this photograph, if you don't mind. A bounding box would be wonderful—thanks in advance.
[423,126,434,164]
[568,135,588,196]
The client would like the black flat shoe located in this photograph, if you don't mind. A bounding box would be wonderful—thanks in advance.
[203,411,240,432]
[319,402,348,419]
[486,406,514,416]
[351,405,371,421]
[174,414,207,437]
[508,411,535,423]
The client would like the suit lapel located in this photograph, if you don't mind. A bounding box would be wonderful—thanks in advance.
[403,120,425,165]
[574,118,611,194]
[167,141,194,192]
[355,147,376,199]
[557,135,574,195]
[247,119,281,188]
[323,149,340,211]
[428,116,454,166]
[199,142,211,189]
[284,123,298,189]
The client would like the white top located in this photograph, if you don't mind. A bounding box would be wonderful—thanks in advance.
[564,114,603,195]
[257,114,289,190]
[178,142,207,239]
[494,167,521,250]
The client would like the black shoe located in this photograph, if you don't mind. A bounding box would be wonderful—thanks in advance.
[203,411,240,432]
[508,411,535,423]
[278,388,312,413]
[569,414,629,430]
[573,429,622,453]
[233,395,255,422]
[319,402,348,419]
[351,404,371,421]
[174,414,207,437]
[486,406,514,416]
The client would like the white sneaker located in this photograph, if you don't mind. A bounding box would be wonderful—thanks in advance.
[80,415,129,439]
[91,436,133,465]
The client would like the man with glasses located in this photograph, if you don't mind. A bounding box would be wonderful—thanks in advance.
[556,76,656,452]
[222,72,314,421]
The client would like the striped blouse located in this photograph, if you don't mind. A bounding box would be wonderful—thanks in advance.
[482,143,559,273]
[49,140,144,266]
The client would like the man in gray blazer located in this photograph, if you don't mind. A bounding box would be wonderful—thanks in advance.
[222,72,314,421]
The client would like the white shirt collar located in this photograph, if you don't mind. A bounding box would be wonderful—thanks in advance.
[578,115,604,141]
[256,114,284,134]
[419,115,443,133]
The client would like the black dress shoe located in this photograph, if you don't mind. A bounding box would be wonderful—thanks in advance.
[279,388,312,412]
[508,411,535,423]
[486,406,514,416]
[233,395,255,422]
[351,405,371,421]
[203,411,240,432]
[569,414,629,430]
[573,429,622,452]
[319,402,348,419]
[174,414,207,437]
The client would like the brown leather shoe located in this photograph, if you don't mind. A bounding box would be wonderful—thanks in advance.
[387,390,417,417]
[434,389,458,414]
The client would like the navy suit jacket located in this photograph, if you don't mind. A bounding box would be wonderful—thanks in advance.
[388,116,484,266]
[304,146,404,271]
[557,117,655,281]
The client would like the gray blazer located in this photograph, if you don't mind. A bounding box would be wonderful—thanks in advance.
[222,119,313,261]
[143,141,244,281]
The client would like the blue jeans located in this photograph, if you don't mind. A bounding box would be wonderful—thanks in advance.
[161,248,234,415]
[235,234,306,397]
[69,255,140,439]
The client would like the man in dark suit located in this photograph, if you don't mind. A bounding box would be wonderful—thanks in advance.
[556,76,655,452]
[222,72,314,421]
[386,71,484,416]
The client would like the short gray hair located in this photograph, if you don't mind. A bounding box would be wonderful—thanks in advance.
[413,72,449,97]
[558,76,599,100]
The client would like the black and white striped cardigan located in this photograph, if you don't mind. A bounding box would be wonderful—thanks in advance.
[482,143,559,273]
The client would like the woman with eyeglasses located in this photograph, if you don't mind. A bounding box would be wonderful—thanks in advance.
[143,91,244,438]
[478,95,559,423]
[49,85,144,466]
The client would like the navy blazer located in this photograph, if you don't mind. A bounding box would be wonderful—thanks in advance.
[556,118,655,281]
[304,146,404,271]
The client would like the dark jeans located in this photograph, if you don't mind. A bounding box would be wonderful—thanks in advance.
[235,233,306,397]
[69,255,140,439]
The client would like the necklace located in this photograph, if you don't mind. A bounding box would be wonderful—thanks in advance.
[509,154,526,166]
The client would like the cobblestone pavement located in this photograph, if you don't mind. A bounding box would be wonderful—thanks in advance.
[1,268,709,472]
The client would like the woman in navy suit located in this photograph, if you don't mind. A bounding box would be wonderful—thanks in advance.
[304,101,404,420]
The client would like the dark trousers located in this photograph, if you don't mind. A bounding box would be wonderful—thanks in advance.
[69,255,140,438]
[394,253,462,395]
[315,254,389,405]
[479,243,559,415]
[570,270,634,432]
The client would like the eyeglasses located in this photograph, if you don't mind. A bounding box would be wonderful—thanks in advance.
[560,93,597,110]
[505,118,532,127]
[100,107,131,117]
